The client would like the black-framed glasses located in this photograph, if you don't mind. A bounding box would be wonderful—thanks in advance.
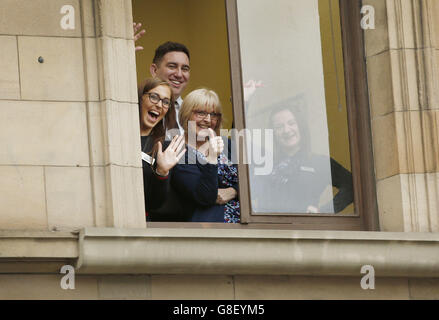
[193,110,222,120]
[145,92,171,109]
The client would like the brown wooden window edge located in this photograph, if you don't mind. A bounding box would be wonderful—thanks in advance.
[147,0,379,231]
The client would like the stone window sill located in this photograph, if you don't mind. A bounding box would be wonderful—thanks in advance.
[1,228,438,277]
[77,228,439,277]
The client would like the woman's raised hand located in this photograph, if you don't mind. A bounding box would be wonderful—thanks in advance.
[306,205,320,213]
[206,129,224,164]
[155,135,186,176]
[243,79,263,102]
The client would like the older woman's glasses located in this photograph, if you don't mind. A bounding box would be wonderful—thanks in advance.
[193,110,222,120]
[145,92,171,109]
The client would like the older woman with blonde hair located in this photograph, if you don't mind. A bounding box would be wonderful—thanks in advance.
[172,88,240,223]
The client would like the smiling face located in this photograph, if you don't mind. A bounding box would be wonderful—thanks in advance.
[189,105,219,140]
[150,51,190,99]
[272,109,301,150]
[140,84,172,135]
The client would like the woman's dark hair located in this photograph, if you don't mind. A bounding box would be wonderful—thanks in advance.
[269,103,311,162]
[138,78,177,155]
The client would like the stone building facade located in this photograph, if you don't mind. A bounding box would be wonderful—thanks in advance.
[0,0,438,299]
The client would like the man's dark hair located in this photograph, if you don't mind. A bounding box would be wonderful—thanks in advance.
[152,41,190,65]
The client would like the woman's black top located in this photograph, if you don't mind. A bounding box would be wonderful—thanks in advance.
[254,150,353,213]
[141,136,190,222]
[141,136,169,215]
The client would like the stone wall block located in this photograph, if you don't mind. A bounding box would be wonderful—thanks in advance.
[383,2,439,110]
[425,173,439,231]
[100,37,137,103]
[19,36,86,101]
[81,0,97,37]
[367,51,394,118]
[395,110,439,175]
[83,38,100,102]
[369,0,439,233]
[45,166,95,230]
[96,0,133,39]
[98,276,151,299]
[90,166,108,227]
[431,0,439,49]
[363,0,389,57]
[0,275,98,299]
[372,112,399,180]
[87,102,105,166]
[400,173,439,232]
[0,166,47,230]
[376,175,405,231]
[373,110,439,181]
[0,101,89,166]
[0,36,20,99]
[406,48,439,110]
[0,0,81,37]
[102,100,141,167]
[425,48,439,109]
[387,0,416,49]
[234,275,409,299]
[151,276,234,300]
[409,278,439,299]
[389,49,421,111]
[105,165,145,228]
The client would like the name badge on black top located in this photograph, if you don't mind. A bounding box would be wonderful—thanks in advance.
[141,152,155,166]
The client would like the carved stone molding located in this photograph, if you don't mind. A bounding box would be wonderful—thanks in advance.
[368,0,439,231]
[77,228,439,277]
[386,0,439,111]
[82,0,146,228]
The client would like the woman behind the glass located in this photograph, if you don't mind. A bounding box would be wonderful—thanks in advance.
[172,88,240,223]
[138,78,186,219]
[268,105,353,213]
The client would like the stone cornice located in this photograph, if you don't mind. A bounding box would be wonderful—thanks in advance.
[0,231,78,273]
[1,228,438,277]
[76,228,439,277]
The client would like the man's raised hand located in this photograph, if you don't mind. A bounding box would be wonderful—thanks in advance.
[133,22,146,52]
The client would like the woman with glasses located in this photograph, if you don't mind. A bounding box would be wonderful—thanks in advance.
[172,88,240,223]
[138,78,186,219]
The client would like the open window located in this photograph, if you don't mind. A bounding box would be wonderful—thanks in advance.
[134,0,378,230]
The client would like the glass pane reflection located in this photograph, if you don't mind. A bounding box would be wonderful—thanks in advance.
[237,0,354,214]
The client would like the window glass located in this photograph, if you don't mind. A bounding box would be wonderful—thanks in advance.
[237,0,355,214]
[132,0,233,129]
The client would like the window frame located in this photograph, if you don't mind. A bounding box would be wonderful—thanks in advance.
[224,0,378,230]
[147,0,378,231]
